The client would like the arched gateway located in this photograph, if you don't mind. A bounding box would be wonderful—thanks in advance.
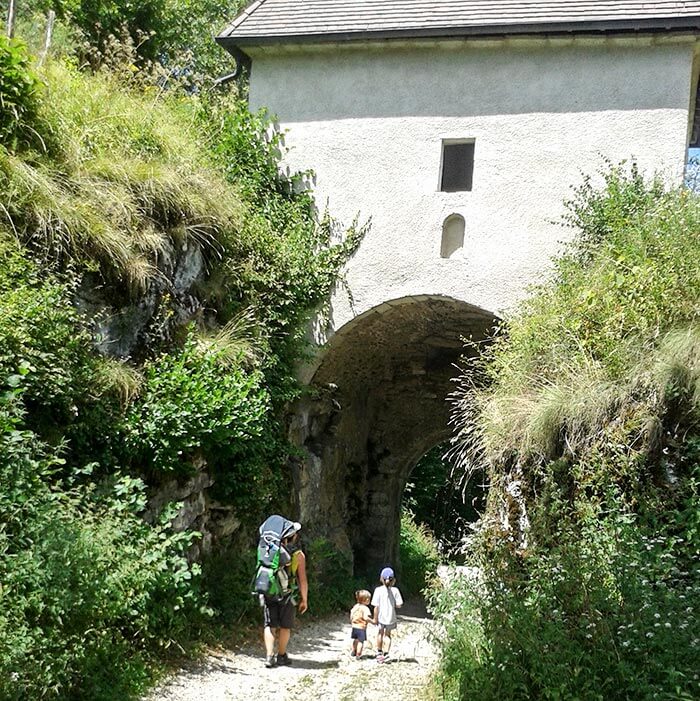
[217,1,698,574]
[288,295,497,575]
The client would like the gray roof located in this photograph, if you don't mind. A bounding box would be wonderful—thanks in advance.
[217,0,700,51]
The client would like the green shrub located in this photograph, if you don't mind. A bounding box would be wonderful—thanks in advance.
[441,168,700,700]
[0,230,209,700]
[199,95,364,373]
[125,333,269,472]
[10,0,245,79]
[201,546,260,627]
[426,567,485,700]
[399,509,440,597]
[0,36,41,151]
[63,0,169,65]
[430,483,700,701]
[0,236,118,442]
[123,331,286,514]
[305,538,361,616]
[0,399,208,700]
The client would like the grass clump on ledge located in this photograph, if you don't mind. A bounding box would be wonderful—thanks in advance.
[457,165,700,467]
[0,57,242,291]
[433,166,700,701]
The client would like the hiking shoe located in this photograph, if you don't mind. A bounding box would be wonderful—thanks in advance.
[376,653,385,664]
[264,655,276,668]
[350,650,356,657]
[277,653,292,666]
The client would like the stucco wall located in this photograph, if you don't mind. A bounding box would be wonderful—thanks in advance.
[247,37,695,331]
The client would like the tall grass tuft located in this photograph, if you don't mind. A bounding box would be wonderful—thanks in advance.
[0,60,243,288]
[195,309,263,369]
[452,168,700,469]
[96,358,144,407]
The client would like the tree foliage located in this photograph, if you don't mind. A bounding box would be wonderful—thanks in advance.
[403,444,486,555]
[435,168,700,701]
[4,0,248,81]
[0,35,42,150]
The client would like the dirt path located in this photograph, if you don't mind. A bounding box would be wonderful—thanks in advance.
[146,600,439,701]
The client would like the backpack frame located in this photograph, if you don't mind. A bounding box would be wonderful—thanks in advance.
[253,515,296,601]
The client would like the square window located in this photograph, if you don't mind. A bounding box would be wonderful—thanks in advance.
[440,141,475,192]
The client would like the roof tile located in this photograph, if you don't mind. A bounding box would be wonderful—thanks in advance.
[218,0,700,43]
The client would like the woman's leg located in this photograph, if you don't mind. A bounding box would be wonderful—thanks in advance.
[264,625,277,656]
[277,627,291,655]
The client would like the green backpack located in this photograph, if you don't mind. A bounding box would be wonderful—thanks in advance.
[253,514,295,600]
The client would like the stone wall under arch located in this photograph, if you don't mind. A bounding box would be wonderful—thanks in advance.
[288,295,498,578]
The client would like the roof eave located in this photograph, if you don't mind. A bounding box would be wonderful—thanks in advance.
[216,16,700,56]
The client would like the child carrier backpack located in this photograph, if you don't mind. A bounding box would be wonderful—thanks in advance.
[253,514,296,601]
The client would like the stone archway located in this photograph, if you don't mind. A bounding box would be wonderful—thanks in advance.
[289,295,498,577]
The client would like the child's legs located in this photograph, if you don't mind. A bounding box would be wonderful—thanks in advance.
[383,629,392,653]
[351,628,366,655]
[376,628,385,654]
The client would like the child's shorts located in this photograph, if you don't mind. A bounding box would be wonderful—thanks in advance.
[351,627,367,642]
[377,622,397,632]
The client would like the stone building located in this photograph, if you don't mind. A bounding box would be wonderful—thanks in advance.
[217,1,700,574]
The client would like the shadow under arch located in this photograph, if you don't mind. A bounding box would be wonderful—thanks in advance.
[291,294,498,579]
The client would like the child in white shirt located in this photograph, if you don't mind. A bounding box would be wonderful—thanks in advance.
[371,567,403,662]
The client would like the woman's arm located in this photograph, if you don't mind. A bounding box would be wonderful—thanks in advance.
[296,550,308,614]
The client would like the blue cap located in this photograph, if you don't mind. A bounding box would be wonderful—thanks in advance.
[380,567,394,580]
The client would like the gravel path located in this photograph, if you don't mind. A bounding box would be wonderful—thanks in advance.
[145,601,439,701]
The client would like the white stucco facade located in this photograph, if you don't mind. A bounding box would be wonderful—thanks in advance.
[246,36,697,332]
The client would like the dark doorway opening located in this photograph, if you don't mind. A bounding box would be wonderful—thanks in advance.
[402,443,487,561]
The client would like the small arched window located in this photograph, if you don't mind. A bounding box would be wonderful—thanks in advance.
[440,214,465,259]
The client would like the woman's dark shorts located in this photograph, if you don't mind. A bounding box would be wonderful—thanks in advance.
[351,627,367,642]
[263,597,295,629]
